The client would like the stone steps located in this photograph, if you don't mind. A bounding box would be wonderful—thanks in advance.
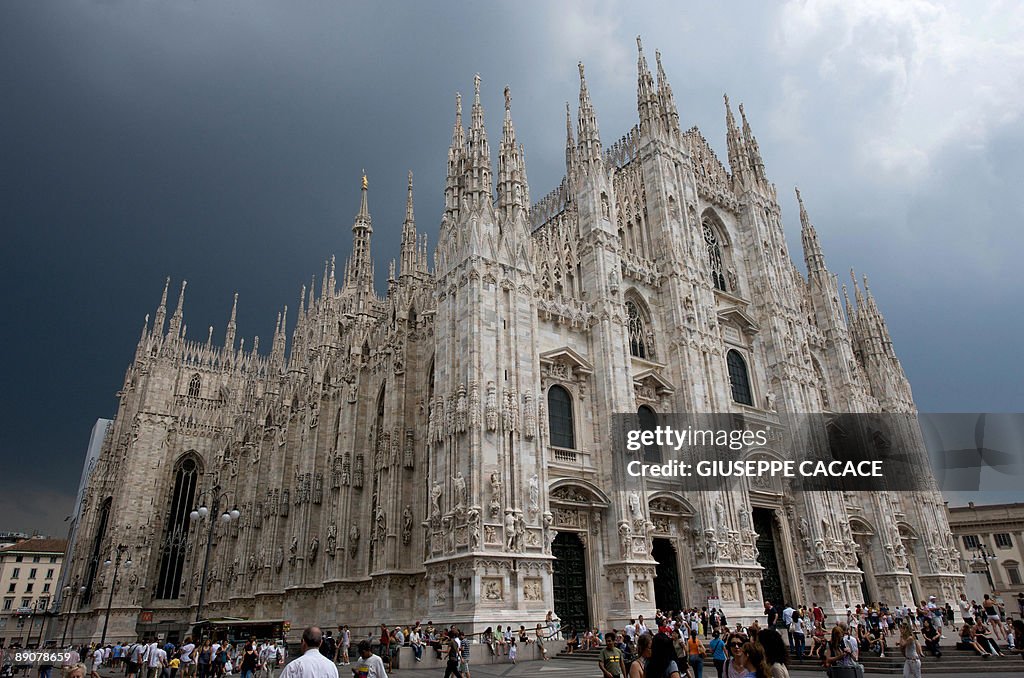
[556,647,1022,674]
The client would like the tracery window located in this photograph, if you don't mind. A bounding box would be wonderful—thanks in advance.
[547,385,575,450]
[703,219,727,291]
[80,497,112,606]
[187,374,202,398]
[626,300,653,360]
[727,349,753,406]
[155,455,200,599]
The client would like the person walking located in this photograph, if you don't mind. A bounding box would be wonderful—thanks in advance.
[239,641,258,678]
[278,628,337,678]
[708,631,727,678]
[351,641,386,678]
[441,632,461,678]
[897,625,921,678]
[598,632,625,678]
[687,632,706,678]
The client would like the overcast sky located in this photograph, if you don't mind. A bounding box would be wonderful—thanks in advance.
[2,1,1022,537]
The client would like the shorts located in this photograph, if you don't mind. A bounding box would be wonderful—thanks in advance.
[986,614,1000,622]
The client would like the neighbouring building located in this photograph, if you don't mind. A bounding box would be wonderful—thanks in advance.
[0,538,67,647]
[948,501,1024,603]
[61,38,963,644]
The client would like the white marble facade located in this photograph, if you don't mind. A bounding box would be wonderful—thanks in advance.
[63,40,962,643]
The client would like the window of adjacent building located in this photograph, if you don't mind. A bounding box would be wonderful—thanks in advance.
[2,598,11,610]
[547,385,575,450]
[727,350,753,406]
[1007,566,1022,586]
[24,584,32,593]
[6,584,13,593]
[45,569,53,579]
[42,584,50,593]
[994,533,1012,548]
[38,597,48,609]
[20,598,29,608]
[10,568,18,579]
[28,569,36,579]
[14,556,22,563]
[49,557,56,563]
[31,557,39,563]
[962,535,980,549]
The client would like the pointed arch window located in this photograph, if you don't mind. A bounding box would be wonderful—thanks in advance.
[187,374,202,398]
[703,219,727,291]
[727,349,753,406]
[155,455,200,599]
[638,405,661,463]
[626,300,654,360]
[547,385,575,450]
[80,497,112,606]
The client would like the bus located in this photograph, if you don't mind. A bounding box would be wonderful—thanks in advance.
[190,618,287,645]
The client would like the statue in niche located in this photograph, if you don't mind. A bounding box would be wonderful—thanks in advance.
[453,472,467,509]
[430,481,443,518]
[402,505,414,545]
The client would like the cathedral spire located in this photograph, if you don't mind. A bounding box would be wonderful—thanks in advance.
[153,276,170,335]
[797,187,826,275]
[463,74,492,204]
[444,92,465,222]
[577,62,603,169]
[738,103,767,183]
[344,173,374,295]
[224,292,238,350]
[635,36,661,136]
[655,49,680,137]
[167,279,187,338]
[400,170,418,277]
[497,85,527,220]
[724,94,749,187]
[564,102,577,182]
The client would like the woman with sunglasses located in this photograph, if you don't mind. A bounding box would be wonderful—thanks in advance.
[722,634,749,678]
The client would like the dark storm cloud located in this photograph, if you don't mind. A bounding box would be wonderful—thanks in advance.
[2,1,1021,535]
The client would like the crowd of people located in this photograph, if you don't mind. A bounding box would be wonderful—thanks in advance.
[3,593,1023,678]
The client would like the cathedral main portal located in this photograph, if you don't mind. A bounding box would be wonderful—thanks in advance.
[653,538,683,612]
[552,532,589,632]
[753,508,786,606]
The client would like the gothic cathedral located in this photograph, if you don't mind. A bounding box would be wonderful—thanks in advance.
[64,39,963,641]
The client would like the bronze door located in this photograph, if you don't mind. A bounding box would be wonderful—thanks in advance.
[753,508,785,606]
[653,538,683,612]
[552,532,589,632]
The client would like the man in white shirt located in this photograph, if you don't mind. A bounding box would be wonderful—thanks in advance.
[351,640,387,678]
[147,640,167,678]
[636,616,649,636]
[180,638,197,677]
[782,604,795,652]
[623,620,636,643]
[279,627,338,678]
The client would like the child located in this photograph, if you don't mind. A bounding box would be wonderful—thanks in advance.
[168,657,180,678]
[507,639,516,665]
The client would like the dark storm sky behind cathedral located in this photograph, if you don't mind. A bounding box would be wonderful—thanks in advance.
[2,1,1022,536]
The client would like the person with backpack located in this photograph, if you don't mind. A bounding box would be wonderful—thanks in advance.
[319,633,336,664]
[708,631,727,678]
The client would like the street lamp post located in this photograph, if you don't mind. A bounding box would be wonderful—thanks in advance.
[61,582,88,646]
[99,544,132,648]
[25,600,44,648]
[974,543,997,591]
[189,485,240,623]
